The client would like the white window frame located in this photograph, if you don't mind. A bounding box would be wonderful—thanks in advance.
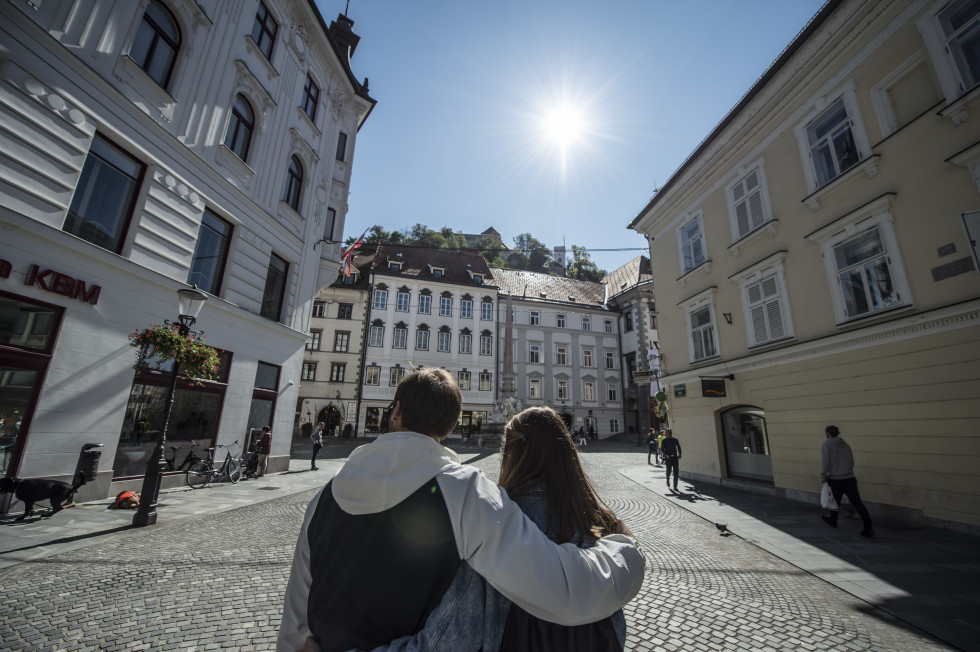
[302,362,316,380]
[458,370,471,390]
[440,296,453,316]
[529,378,542,399]
[459,333,472,354]
[727,162,774,241]
[390,367,406,386]
[608,385,618,402]
[583,348,593,367]
[373,289,388,310]
[918,0,980,104]
[605,352,615,369]
[731,252,795,348]
[530,310,540,325]
[392,327,407,349]
[582,316,591,331]
[438,331,451,352]
[583,381,595,402]
[557,380,568,400]
[805,195,911,325]
[677,212,708,275]
[610,419,619,433]
[419,294,431,314]
[479,372,492,391]
[481,301,493,320]
[793,85,872,194]
[682,287,720,364]
[556,346,567,365]
[480,334,492,356]
[416,329,430,350]
[557,313,566,328]
[364,366,380,386]
[461,299,473,319]
[528,344,541,364]
[369,325,384,347]
[395,291,410,312]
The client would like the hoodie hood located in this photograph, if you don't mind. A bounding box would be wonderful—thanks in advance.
[332,431,461,515]
[827,437,849,448]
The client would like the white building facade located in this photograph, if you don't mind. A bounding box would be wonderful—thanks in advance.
[0,0,373,503]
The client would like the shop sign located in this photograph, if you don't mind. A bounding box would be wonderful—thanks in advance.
[701,378,727,397]
[673,384,686,398]
[0,258,102,305]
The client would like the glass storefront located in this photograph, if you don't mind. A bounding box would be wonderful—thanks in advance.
[721,405,773,483]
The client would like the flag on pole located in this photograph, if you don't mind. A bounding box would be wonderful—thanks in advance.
[341,228,368,277]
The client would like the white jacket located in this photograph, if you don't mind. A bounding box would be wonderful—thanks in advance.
[278,431,645,651]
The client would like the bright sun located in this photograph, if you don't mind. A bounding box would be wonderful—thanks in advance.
[540,104,586,146]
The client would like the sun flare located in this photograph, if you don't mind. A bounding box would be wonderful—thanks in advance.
[540,104,586,146]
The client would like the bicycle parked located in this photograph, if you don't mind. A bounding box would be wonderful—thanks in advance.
[186,440,243,489]
[165,443,202,472]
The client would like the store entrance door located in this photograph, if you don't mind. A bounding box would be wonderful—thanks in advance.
[720,406,773,483]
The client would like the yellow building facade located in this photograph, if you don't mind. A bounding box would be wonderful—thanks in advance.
[630,0,980,531]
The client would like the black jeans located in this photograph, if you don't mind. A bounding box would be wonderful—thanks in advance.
[648,448,658,464]
[664,457,679,486]
[827,477,872,528]
[311,443,322,468]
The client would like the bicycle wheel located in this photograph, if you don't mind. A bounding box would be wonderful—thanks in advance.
[226,458,242,484]
[186,460,212,489]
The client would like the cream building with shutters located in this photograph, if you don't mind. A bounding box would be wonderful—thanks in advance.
[630,0,980,531]
[0,0,373,503]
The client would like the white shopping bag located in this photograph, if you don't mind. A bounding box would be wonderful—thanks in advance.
[820,483,838,511]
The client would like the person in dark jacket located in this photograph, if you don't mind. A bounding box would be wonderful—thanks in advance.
[310,422,324,471]
[257,426,272,477]
[821,425,874,537]
[660,429,681,491]
[646,429,658,465]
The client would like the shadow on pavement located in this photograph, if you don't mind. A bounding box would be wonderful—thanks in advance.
[0,524,133,555]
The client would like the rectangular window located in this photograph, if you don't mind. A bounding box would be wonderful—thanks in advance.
[396,291,410,312]
[440,296,453,316]
[461,300,473,319]
[389,261,402,272]
[393,327,407,349]
[529,378,541,399]
[583,349,593,367]
[389,367,406,386]
[680,217,706,272]
[834,227,900,319]
[369,325,384,347]
[582,316,591,331]
[745,275,787,345]
[556,346,567,365]
[337,303,353,319]
[333,331,350,352]
[432,268,444,278]
[807,98,859,187]
[438,331,451,352]
[528,344,541,364]
[458,371,471,390]
[530,311,540,325]
[419,295,431,314]
[188,209,233,295]
[608,385,618,402]
[604,319,613,333]
[64,135,145,253]
[251,1,278,60]
[605,352,615,369]
[479,372,492,391]
[306,330,321,351]
[373,289,388,310]
[557,380,568,400]
[416,329,429,350]
[610,419,619,433]
[330,363,346,382]
[312,300,326,318]
[481,301,493,320]
[459,333,472,354]
[480,334,492,356]
[364,366,380,385]
[624,312,633,332]
[302,362,316,381]
[336,132,348,162]
[302,74,319,121]
[730,168,768,238]
[325,208,336,243]
[690,306,717,361]
[260,253,288,321]
[584,382,595,402]
[940,0,980,92]
[557,313,566,328]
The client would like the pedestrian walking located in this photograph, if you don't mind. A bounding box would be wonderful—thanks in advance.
[660,429,681,491]
[310,422,324,471]
[646,429,658,465]
[578,425,587,448]
[588,425,597,441]
[257,426,272,477]
[277,368,644,652]
[820,425,874,537]
[656,430,666,467]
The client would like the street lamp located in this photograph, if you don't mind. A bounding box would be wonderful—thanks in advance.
[133,287,208,527]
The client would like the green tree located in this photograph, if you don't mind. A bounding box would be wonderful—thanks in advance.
[476,233,507,267]
[512,233,552,272]
[566,245,607,282]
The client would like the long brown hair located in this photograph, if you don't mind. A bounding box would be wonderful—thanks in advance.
[499,407,618,543]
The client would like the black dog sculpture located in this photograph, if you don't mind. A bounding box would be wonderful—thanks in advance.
[0,473,86,521]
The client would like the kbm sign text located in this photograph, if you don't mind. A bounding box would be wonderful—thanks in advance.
[0,259,102,305]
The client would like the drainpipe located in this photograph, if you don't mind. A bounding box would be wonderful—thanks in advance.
[354,272,373,437]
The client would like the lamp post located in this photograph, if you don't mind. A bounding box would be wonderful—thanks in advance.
[133,287,208,527]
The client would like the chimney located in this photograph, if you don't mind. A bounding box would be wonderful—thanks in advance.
[329,14,361,59]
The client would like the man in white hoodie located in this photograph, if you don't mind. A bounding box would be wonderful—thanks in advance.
[821,425,874,538]
[277,368,645,652]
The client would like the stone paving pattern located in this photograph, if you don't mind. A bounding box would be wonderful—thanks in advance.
[0,441,961,651]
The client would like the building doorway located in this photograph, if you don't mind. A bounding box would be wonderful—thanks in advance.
[720,405,773,483]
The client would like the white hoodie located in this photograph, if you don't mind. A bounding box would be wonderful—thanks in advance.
[278,431,646,651]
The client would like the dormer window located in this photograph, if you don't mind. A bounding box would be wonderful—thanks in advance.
[473,273,483,284]
[430,266,445,278]
[389,261,402,272]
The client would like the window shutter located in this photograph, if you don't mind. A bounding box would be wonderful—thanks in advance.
[750,305,768,343]
[748,189,765,230]
[735,200,751,236]
[766,300,785,340]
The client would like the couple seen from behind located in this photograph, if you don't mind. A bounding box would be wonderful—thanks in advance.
[278,368,644,652]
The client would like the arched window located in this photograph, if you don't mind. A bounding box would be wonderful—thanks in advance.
[283,155,303,211]
[130,0,181,88]
[224,95,254,161]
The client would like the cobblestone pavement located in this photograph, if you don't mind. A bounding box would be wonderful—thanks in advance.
[0,444,955,651]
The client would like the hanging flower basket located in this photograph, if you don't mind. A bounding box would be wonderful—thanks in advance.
[129,324,221,382]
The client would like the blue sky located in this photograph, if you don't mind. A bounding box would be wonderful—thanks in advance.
[315,0,826,274]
